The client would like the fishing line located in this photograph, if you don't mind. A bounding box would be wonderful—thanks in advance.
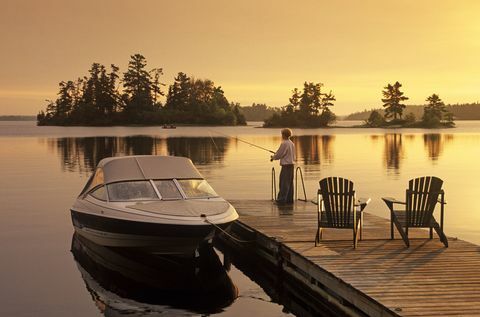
[209,130,276,154]
[208,132,221,154]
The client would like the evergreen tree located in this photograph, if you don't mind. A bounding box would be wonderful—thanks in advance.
[71,78,84,114]
[382,81,409,120]
[300,82,322,114]
[55,80,77,120]
[45,99,55,117]
[150,67,165,106]
[310,83,323,115]
[264,81,336,128]
[78,63,102,121]
[287,88,301,113]
[100,64,120,116]
[424,94,446,119]
[422,94,448,127]
[72,63,121,123]
[122,54,154,117]
[321,91,336,113]
[165,72,191,111]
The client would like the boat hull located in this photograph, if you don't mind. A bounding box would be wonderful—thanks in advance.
[71,209,231,255]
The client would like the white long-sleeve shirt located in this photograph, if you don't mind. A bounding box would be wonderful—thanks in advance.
[272,139,296,165]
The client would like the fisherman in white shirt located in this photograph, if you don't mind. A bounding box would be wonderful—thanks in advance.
[270,128,296,204]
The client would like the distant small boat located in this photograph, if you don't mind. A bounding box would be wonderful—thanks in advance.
[70,155,239,255]
[162,124,176,129]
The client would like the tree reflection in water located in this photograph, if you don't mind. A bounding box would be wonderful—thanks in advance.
[383,134,403,174]
[376,133,453,175]
[45,133,453,178]
[46,136,229,174]
[423,134,453,161]
[167,137,229,165]
[293,135,335,165]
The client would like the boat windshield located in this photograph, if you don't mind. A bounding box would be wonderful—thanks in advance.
[153,180,183,200]
[80,168,104,196]
[177,179,218,198]
[107,181,158,201]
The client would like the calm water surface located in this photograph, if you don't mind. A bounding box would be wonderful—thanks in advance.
[1,121,480,316]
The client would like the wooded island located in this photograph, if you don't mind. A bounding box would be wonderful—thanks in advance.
[363,82,455,128]
[263,82,336,128]
[37,54,246,126]
[262,81,455,128]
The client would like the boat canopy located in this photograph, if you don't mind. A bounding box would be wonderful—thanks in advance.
[98,156,203,184]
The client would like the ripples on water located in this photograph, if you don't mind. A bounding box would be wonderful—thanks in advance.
[1,121,480,316]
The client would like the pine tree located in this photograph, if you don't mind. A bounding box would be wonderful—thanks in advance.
[287,88,301,113]
[122,54,154,117]
[44,99,56,120]
[423,94,448,127]
[150,67,165,106]
[297,82,328,115]
[381,81,409,120]
[106,64,120,114]
[321,90,336,113]
[165,72,191,111]
[310,83,323,115]
[55,80,77,120]
[424,94,446,119]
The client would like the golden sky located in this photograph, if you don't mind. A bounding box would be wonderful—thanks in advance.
[1,0,479,115]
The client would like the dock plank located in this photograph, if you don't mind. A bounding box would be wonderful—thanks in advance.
[229,200,480,317]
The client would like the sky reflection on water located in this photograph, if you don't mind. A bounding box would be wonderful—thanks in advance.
[37,126,480,246]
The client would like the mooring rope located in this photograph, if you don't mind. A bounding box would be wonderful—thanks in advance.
[203,217,255,244]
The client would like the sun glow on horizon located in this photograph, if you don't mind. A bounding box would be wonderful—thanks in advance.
[1,0,480,115]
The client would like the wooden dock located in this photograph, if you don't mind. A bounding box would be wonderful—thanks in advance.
[222,200,480,317]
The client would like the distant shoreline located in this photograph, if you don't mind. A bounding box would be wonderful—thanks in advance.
[0,116,246,126]
[0,115,36,121]
[261,125,456,129]
[0,116,478,126]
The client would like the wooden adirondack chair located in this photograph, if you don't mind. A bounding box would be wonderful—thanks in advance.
[382,176,448,247]
[316,177,367,249]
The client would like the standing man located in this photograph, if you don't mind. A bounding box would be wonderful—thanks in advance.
[271,128,296,204]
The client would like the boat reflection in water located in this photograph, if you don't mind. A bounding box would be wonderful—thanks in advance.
[71,233,238,315]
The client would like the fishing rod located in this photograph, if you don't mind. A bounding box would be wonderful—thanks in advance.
[210,130,276,154]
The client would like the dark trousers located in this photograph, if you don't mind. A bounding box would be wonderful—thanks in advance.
[277,164,294,204]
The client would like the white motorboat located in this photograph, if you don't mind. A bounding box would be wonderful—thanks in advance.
[71,155,239,255]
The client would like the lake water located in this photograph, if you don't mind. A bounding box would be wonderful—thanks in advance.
[1,120,480,316]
